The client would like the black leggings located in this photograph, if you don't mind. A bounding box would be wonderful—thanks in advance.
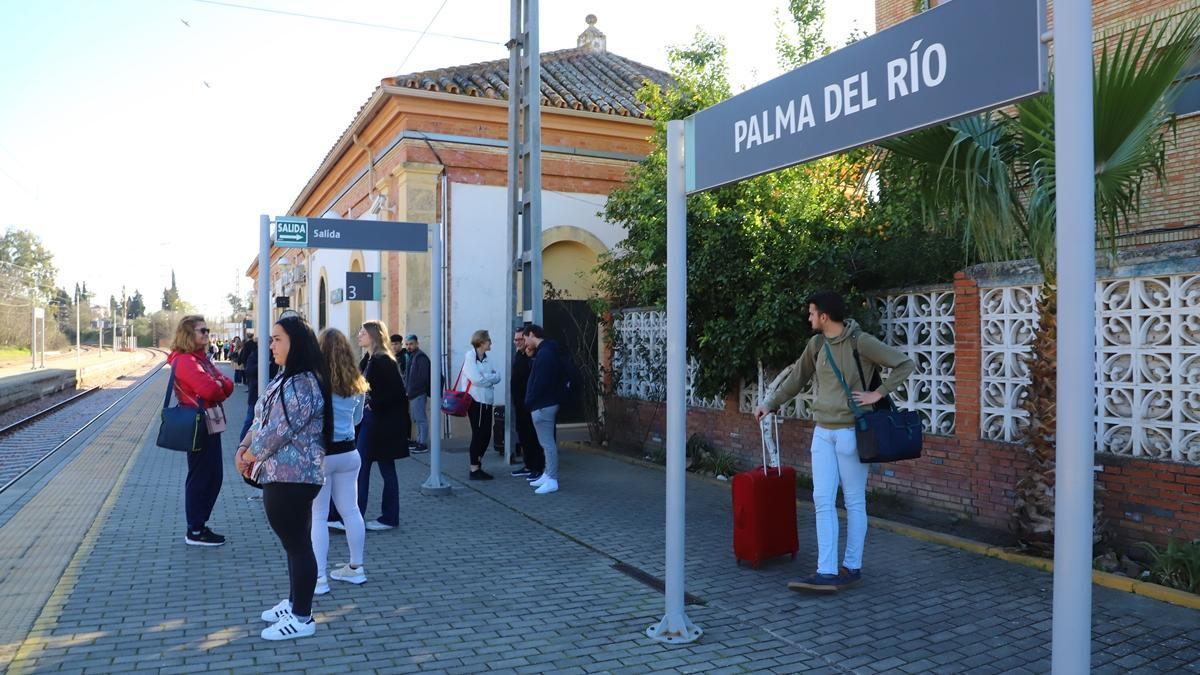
[263,482,322,618]
[468,401,494,466]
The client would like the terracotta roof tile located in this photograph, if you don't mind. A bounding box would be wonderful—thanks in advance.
[392,47,672,119]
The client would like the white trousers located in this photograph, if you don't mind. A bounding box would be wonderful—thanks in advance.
[810,426,869,575]
[311,451,365,578]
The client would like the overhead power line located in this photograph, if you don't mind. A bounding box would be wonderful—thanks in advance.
[394,0,450,75]
[189,0,499,45]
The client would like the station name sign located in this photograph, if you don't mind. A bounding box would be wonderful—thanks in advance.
[272,217,429,252]
[685,0,1047,193]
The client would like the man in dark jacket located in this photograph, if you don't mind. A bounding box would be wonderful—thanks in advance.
[403,335,432,453]
[238,337,259,438]
[509,327,544,480]
[523,324,567,495]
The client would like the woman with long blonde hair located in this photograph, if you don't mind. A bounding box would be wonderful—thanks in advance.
[310,328,369,593]
[167,314,234,546]
[353,320,410,530]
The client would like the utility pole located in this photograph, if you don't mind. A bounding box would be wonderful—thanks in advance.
[504,0,542,465]
[76,285,81,379]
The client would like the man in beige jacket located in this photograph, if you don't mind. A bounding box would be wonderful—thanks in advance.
[754,290,914,593]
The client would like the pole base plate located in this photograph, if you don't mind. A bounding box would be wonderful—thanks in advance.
[646,614,702,644]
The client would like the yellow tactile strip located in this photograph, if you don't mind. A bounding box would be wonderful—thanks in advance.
[0,374,162,672]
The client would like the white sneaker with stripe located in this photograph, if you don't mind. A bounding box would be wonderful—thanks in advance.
[261,614,316,641]
[260,598,291,622]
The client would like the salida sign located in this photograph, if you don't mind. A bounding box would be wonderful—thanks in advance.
[685,0,1047,193]
[272,217,427,252]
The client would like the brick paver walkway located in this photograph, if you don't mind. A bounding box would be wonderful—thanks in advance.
[1,368,1197,673]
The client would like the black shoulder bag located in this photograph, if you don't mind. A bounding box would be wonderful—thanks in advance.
[822,338,922,464]
[156,365,205,452]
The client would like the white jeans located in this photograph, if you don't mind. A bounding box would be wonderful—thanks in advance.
[810,426,868,575]
[311,450,365,578]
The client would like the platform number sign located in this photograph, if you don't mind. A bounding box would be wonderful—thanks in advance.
[346,272,380,302]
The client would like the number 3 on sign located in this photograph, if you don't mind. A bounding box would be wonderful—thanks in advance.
[347,285,357,300]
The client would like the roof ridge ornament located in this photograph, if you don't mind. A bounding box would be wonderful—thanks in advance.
[577,14,606,54]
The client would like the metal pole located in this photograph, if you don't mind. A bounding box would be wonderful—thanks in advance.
[647,120,701,645]
[504,0,520,467]
[527,0,543,326]
[422,218,451,495]
[76,287,81,379]
[30,300,35,370]
[1051,1,1096,671]
[258,215,271,388]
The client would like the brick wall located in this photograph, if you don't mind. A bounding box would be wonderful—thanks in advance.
[874,0,1200,241]
[604,267,1200,546]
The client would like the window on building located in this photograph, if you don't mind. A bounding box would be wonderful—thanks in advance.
[1172,51,1200,117]
[318,277,327,330]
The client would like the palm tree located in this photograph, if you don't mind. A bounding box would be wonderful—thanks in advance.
[879,12,1200,555]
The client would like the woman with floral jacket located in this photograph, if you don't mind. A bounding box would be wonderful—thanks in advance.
[236,316,332,641]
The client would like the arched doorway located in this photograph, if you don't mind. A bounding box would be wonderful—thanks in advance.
[540,230,607,425]
[318,275,328,330]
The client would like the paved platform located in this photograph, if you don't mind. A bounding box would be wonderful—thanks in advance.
[0,367,1197,674]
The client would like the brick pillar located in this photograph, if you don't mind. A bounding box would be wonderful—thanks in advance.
[953,271,981,442]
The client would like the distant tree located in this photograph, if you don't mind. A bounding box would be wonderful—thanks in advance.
[162,270,185,311]
[0,228,57,300]
[127,290,146,319]
[226,292,248,314]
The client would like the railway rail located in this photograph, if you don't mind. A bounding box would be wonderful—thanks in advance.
[0,348,168,495]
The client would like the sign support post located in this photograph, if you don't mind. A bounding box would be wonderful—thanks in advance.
[258,215,270,388]
[647,120,702,645]
[1051,0,1096,670]
[422,221,452,495]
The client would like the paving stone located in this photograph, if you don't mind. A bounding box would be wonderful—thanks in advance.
[0,372,1198,673]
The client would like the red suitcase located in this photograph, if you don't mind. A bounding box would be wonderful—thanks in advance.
[732,414,798,568]
[732,466,799,567]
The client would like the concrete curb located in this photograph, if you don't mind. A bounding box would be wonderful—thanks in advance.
[561,440,1200,611]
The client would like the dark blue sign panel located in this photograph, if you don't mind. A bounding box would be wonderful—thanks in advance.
[686,0,1047,193]
[345,272,381,302]
[274,217,428,252]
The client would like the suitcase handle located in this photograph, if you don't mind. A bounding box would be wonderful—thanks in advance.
[759,412,781,474]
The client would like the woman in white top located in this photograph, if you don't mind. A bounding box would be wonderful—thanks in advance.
[457,329,502,480]
[312,328,369,594]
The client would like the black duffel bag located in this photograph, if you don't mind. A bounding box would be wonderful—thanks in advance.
[156,365,205,452]
[823,339,923,464]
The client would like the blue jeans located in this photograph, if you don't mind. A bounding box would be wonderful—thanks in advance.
[810,426,868,575]
[530,405,559,480]
[410,394,429,447]
[356,409,399,527]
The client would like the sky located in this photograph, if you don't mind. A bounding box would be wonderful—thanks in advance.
[0,0,875,319]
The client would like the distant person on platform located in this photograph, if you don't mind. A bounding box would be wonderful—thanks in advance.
[391,334,408,374]
[403,334,431,454]
[168,315,235,546]
[523,324,570,495]
[509,327,544,481]
[457,329,501,480]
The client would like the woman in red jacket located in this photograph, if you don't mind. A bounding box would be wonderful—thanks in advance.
[168,315,235,546]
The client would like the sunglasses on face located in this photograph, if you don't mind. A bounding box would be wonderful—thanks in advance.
[197,328,210,334]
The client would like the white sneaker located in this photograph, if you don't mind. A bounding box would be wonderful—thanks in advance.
[261,614,316,641]
[365,520,395,531]
[530,474,549,488]
[329,563,367,585]
[534,478,559,494]
[314,576,330,595]
[260,599,292,622]
[327,521,346,531]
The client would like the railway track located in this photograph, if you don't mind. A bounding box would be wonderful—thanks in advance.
[0,348,168,494]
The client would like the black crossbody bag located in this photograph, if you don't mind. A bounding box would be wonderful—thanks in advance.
[822,337,922,464]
